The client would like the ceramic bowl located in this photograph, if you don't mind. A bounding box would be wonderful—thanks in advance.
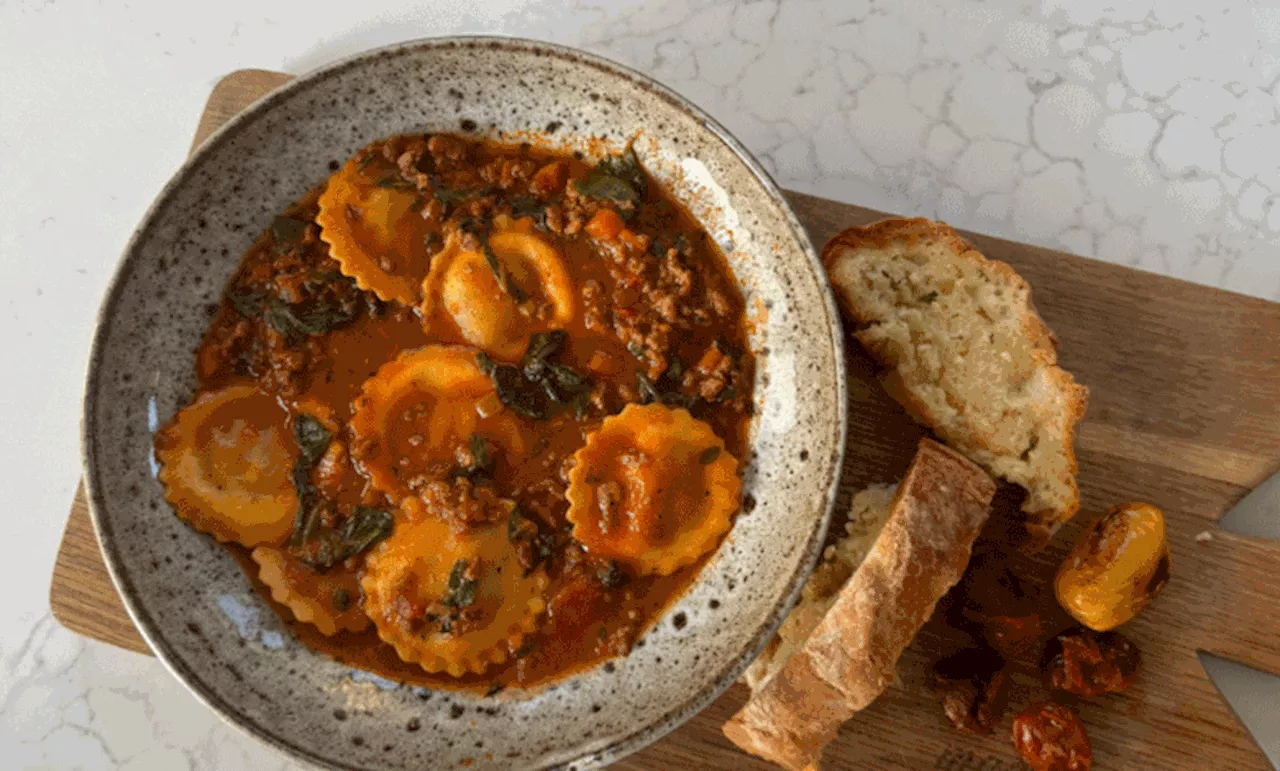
[83,37,846,770]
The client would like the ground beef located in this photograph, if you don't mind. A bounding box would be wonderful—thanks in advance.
[414,477,512,529]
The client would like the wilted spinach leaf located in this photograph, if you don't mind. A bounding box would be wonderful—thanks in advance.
[509,195,546,229]
[338,507,394,558]
[477,336,591,421]
[270,216,310,248]
[444,559,478,609]
[374,173,416,191]
[542,364,587,404]
[597,560,631,589]
[575,147,647,206]
[482,241,527,303]
[288,414,331,548]
[263,293,361,343]
[430,175,489,208]
[297,506,393,572]
[457,434,494,480]
[668,355,684,380]
[227,287,268,318]
[522,331,567,373]
[294,414,331,466]
[636,371,696,410]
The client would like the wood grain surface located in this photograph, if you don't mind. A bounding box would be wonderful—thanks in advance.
[51,69,1280,770]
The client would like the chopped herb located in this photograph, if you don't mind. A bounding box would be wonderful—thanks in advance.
[719,385,738,402]
[444,559,478,609]
[475,351,498,376]
[485,683,505,698]
[627,343,646,359]
[332,588,352,612]
[270,215,309,247]
[514,639,536,659]
[357,152,379,171]
[698,446,722,464]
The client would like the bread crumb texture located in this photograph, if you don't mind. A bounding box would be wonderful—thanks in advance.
[824,218,1087,537]
[743,484,897,689]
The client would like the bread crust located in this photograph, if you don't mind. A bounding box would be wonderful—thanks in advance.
[822,218,1088,541]
[722,439,995,770]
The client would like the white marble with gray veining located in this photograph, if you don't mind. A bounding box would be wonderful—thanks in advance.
[3,0,1278,768]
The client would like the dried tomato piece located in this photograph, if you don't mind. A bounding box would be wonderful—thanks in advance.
[980,613,1045,659]
[1011,701,1092,771]
[928,647,1011,734]
[952,552,1048,659]
[1044,628,1141,697]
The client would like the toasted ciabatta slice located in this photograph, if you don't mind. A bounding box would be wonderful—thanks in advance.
[723,439,995,770]
[823,218,1087,540]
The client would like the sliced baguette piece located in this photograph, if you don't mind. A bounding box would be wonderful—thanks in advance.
[723,439,995,770]
[742,483,899,691]
[823,218,1088,540]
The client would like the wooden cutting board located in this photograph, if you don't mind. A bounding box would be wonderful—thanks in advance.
[51,69,1280,770]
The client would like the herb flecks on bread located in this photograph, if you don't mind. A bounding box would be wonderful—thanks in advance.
[724,439,995,770]
[823,218,1087,540]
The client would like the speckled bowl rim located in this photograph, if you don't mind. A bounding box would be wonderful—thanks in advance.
[82,35,847,771]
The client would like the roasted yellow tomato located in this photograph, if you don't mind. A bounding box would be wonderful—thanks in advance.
[348,345,528,502]
[361,497,547,676]
[1055,502,1171,631]
[421,218,575,360]
[155,385,299,546]
[565,403,740,576]
[252,545,370,636]
[315,154,433,306]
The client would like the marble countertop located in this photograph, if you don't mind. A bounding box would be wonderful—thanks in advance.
[3,0,1277,768]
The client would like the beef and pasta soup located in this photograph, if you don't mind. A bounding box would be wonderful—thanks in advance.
[154,133,754,690]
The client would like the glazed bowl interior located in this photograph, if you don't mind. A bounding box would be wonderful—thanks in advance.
[84,37,845,770]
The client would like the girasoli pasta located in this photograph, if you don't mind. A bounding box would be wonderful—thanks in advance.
[154,133,754,690]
